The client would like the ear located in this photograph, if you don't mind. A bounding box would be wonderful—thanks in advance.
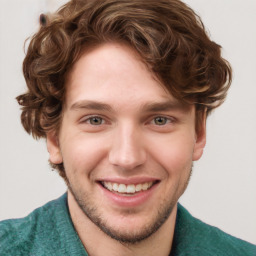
[46,131,63,164]
[192,112,207,161]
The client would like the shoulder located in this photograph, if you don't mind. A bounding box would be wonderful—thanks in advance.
[0,194,69,255]
[172,204,256,256]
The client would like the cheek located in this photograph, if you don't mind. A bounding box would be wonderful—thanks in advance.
[60,133,109,175]
[147,134,195,175]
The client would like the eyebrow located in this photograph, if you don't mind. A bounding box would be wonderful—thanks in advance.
[70,100,113,112]
[142,101,189,112]
[70,100,189,113]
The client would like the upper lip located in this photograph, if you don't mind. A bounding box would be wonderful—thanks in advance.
[97,177,160,185]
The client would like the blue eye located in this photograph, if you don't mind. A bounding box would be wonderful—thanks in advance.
[88,116,103,125]
[153,117,169,125]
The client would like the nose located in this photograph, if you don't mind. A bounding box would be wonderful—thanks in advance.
[108,123,146,170]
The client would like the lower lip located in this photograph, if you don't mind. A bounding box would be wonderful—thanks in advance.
[98,182,159,208]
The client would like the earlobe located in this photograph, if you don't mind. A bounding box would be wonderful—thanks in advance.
[46,131,63,164]
[192,113,207,161]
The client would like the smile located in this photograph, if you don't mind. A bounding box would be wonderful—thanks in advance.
[101,181,155,194]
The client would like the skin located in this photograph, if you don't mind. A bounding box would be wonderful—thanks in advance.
[47,43,206,256]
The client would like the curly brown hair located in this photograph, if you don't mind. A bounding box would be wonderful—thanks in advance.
[17,0,231,142]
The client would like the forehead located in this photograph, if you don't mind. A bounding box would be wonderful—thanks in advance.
[64,43,189,112]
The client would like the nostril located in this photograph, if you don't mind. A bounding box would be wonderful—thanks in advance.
[109,148,147,170]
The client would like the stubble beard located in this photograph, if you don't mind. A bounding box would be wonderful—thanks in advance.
[65,167,193,245]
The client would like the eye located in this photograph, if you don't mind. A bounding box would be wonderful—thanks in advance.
[153,116,170,125]
[85,116,104,125]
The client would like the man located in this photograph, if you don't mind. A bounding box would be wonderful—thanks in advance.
[0,0,255,255]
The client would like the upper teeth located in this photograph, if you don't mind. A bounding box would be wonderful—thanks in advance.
[102,181,153,194]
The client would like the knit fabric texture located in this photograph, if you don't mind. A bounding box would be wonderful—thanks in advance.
[1,193,255,255]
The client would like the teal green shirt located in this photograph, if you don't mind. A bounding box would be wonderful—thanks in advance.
[0,193,255,255]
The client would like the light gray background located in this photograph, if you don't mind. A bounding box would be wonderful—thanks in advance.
[0,0,255,244]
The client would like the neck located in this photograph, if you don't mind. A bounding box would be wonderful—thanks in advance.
[67,190,177,256]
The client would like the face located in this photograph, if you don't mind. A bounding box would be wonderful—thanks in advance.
[47,43,206,243]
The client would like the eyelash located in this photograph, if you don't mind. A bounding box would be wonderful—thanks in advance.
[80,115,174,127]
[81,115,106,125]
[150,116,174,126]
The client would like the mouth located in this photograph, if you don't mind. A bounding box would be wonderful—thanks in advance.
[99,180,159,196]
